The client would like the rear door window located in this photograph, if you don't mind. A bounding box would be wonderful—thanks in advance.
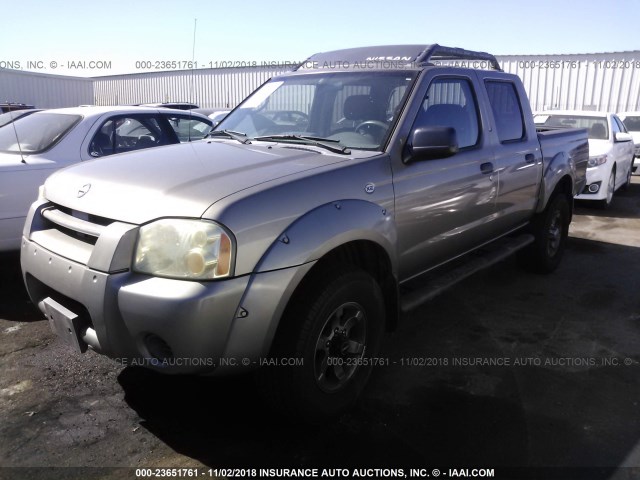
[485,81,525,143]
[89,115,176,157]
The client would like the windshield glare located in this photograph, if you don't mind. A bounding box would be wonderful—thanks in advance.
[216,71,418,150]
[0,110,36,128]
[0,112,81,154]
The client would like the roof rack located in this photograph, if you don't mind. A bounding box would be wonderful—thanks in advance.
[294,44,502,71]
[416,44,502,71]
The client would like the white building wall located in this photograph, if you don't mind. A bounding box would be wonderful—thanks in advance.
[0,69,93,108]
[93,51,639,113]
[92,67,288,108]
[498,51,640,112]
[2,51,640,114]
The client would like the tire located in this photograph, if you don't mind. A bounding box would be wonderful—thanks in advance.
[621,159,633,191]
[257,268,385,422]
[518,194,570,274]
[597,167,616,209]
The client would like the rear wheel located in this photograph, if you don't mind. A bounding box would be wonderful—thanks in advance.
[257,268,384,422]
[518,194,570,274]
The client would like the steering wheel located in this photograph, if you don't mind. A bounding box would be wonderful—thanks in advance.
[283,111,309,124]
[355,120,388,137]
[250,112,279,134]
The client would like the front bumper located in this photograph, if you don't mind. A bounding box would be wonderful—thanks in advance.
[21,201,312,375]
[22,235,250,374]
[575,165,609,201]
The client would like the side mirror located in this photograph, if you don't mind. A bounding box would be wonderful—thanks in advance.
[403,126,459,163]
[615,132,633,142]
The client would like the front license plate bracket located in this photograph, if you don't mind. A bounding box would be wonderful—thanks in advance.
[43,297,88,353]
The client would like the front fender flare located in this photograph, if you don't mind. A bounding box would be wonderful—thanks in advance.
[255,199,396,274]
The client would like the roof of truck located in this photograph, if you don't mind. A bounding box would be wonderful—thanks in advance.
[295,44,502,72]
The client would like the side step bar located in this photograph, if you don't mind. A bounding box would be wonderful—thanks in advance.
[400,234,534,313]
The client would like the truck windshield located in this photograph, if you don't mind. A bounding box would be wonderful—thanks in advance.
[0,112,81,154]
[215,71,418,151]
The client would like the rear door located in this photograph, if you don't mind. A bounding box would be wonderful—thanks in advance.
[479,75,542,231]
[391,70,499,281]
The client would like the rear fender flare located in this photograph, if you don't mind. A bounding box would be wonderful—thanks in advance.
[537,151,574,213]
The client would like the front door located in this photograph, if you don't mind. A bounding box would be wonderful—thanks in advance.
[392,74,498,281]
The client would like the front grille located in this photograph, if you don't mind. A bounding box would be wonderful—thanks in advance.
[29,203,122,266]
[52,204,114,227]
[31,202,137,270]
[41,203,115,247]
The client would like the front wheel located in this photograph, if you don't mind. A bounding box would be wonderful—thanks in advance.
[621,160,633,191]
[518,194,570,274]
[257,268,385,422]
[597,168,616,208]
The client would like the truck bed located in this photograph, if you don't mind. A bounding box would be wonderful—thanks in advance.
[537,127,589,196]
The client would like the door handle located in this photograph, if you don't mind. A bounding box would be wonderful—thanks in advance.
[480,162,494,174]
[525,153,536,164]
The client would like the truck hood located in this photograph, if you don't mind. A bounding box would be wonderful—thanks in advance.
[44,141,349,224]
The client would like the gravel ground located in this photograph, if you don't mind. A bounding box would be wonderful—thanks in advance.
[1,179,640,480]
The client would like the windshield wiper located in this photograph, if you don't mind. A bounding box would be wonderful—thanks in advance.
[205,129,251,144]
[253,135,351,155]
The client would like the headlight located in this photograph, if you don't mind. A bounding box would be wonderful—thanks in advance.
[134,219,234,280]
[587,155,607,168]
